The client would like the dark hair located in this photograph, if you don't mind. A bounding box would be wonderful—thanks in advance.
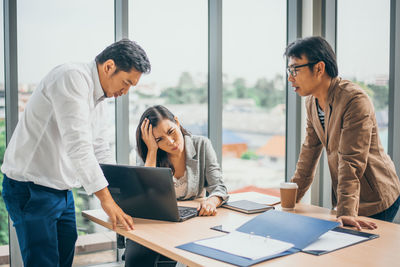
[136,105,190,175]
[284,36,338,78]
[95,38,151,74]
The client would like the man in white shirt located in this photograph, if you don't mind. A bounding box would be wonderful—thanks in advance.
[1,39,151,266]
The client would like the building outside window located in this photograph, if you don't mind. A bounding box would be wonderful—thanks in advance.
[337,0,390,151]
[222,0,287,193]
[128,0,208,165]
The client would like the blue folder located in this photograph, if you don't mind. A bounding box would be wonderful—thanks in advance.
[237,210,340,249]
[177,210,340,266]
[177,243,299,267]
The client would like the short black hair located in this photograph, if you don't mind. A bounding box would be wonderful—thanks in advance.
[95,38,151,74]
[284,36,338,78]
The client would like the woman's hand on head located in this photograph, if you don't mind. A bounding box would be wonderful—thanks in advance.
[141,118,158,152]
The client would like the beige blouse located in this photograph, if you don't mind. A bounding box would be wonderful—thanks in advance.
[173,171,188,199]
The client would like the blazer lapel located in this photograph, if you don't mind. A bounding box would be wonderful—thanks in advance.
[324,77,340,146]
[184,135,199,199]
[312,97,326,146]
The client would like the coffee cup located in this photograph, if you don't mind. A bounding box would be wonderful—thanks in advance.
[280,182,298,211]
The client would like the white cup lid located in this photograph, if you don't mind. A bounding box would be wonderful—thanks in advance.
[280,182,298,189]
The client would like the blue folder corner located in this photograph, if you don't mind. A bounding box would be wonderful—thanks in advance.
[177,242,300,267]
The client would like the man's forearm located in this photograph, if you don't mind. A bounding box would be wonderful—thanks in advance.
[94,186,113,203]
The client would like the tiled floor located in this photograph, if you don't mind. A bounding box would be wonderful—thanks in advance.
[72,250,119,267]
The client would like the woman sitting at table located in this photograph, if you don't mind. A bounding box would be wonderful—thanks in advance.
[124,105,229,267]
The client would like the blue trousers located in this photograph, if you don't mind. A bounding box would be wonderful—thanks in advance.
[2,175,78,267]
[369,194,400,222]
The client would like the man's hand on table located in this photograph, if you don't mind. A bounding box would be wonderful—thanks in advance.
[95,187,134,231]
[337,215,377,231]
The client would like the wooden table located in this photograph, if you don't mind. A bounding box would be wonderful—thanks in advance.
[82,199,400,267]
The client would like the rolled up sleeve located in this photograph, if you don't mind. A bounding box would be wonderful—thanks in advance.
[336,95,373,217]
[204,139,229,203]
[291,105,323,202]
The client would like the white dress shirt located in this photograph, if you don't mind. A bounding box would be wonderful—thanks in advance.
[1,61,113,194]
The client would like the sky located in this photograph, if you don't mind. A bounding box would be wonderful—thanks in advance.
[0,0,391,86]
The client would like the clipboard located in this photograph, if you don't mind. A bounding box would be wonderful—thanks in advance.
[302,227,379,255]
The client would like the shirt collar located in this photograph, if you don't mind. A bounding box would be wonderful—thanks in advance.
[90,61,106,105]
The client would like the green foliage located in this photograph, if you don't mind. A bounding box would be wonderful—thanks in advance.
[368,84,389,110]
[161,72,207,104]
[73,188,94,236]
[240,150,259,160]
[251,75,285,110]
[354,81,374,99]
[0,119,9,245]
[232,78,249,99]
[150,72,286,110]
[352,79,388,111]
[223,74,285,110]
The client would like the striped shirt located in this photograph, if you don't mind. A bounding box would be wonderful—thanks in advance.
[316,100,325,129]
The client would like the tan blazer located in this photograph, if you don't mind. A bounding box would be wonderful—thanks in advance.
[291,77,400,217]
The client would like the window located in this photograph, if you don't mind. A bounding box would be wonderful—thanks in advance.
[222,0,287,193]
[17,0,116,265]
[0,0,9,254]
[337,0,390,151]
[128,0,208,165]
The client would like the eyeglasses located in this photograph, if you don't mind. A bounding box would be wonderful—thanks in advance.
[286,62,318,77]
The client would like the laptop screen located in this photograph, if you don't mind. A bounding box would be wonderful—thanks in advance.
[100,163,182,222]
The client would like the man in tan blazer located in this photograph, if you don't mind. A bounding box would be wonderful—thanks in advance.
[285,36,400,230]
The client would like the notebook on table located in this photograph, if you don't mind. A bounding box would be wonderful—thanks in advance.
[227,192,281,205]
[222,200,275,214]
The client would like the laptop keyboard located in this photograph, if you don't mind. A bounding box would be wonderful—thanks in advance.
[178,206,198,219]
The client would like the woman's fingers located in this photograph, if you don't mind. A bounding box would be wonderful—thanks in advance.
[141,119,151,140]
[140,118,148,136]
[198,203,217,216]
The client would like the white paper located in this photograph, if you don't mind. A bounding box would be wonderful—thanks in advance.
[195,231,294,260]
[303,230,368,251]
[229,192,280,205]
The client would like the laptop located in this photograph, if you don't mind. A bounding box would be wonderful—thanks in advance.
[100,163,198,222]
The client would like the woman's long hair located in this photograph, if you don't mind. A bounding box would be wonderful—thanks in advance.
[136,105,190,175]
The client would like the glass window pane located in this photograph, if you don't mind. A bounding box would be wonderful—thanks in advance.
[0,0,9,255]
[222,0,287,193]
[17,1,116,265]
[337,0,390,151]
[129,0,208,164]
